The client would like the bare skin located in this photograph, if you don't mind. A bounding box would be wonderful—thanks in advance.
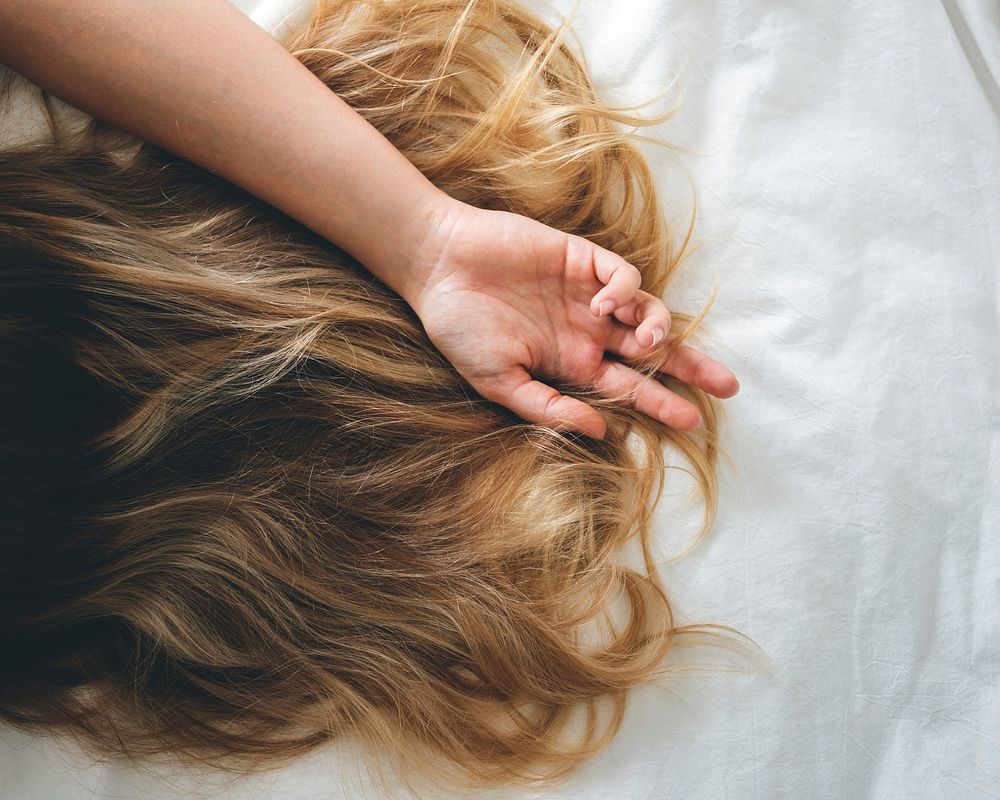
[413,206,740,438]
[0,0,739,439]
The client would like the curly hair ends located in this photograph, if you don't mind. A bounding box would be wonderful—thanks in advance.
[0,0,756,788]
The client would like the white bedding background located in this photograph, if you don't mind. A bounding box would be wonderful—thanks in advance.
[1,1,998,798]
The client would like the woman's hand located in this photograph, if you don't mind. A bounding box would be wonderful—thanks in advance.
[403,201,740,440]
[0,1,738,442]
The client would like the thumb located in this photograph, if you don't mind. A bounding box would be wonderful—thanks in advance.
[476,367,607,440]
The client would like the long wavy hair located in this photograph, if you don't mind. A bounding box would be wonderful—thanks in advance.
[0,0,754,788]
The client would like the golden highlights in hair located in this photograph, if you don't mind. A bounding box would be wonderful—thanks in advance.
[0,0,756,788]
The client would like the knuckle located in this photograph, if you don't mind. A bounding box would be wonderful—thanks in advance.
[623,264,641,290]
[541,391,563,421]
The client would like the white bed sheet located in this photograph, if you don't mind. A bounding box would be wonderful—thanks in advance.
[2,0,998,798]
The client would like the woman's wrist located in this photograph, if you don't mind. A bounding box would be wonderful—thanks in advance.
[338,186,465,316]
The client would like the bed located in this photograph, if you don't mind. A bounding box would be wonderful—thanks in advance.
[2,0,997,797]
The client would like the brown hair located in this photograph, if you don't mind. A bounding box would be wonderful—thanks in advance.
[0,0,755,788]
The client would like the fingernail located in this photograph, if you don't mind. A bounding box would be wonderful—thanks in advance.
[598,300,614,317]
[650,327,664,347]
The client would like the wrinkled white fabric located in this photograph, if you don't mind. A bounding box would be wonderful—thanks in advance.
[2,1,997,798]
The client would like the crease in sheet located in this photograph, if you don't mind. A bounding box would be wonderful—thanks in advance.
[938,0,1000,120]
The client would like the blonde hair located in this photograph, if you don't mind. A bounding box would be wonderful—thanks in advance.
[0,0,755,788]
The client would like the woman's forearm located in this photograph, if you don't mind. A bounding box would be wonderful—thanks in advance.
[0,0,451,304]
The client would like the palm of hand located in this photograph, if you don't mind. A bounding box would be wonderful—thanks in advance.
[411,206,738,439]
[421,260,608,390]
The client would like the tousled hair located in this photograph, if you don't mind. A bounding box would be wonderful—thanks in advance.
[0,0,755,788]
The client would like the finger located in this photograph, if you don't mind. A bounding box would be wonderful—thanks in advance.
[588,246,642,318]
[593,360,703,430]
[612,290,672,348]
[604,321,655,361]
[658,343,740,398]
[477,368,607,440]
[605,327,742,400]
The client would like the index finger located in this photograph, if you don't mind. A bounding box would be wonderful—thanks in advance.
[474,367,608,440]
